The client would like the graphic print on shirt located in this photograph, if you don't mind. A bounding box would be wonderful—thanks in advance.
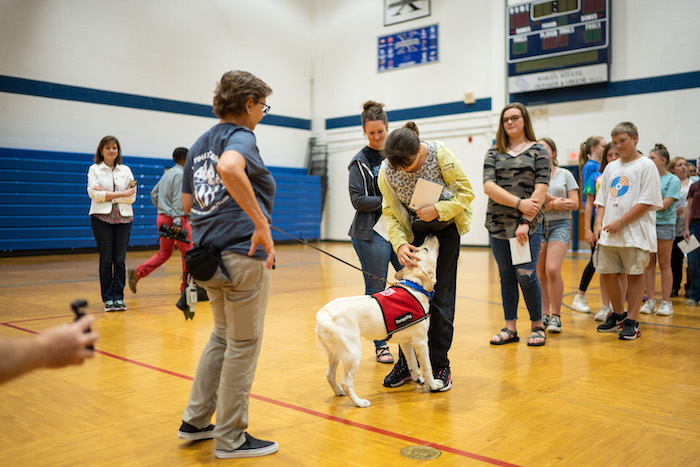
[192,151,227,214]
[609,173,630,207]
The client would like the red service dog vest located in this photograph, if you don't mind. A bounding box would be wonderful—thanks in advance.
[372,286,428,339]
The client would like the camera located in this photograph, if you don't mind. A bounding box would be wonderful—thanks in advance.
[158,223,190,244]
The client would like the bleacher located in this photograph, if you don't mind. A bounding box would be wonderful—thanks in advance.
[0,147,321,254]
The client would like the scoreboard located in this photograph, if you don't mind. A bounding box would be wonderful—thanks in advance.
[507,0,610,93]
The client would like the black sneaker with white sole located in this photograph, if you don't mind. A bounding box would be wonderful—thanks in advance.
[382,358,412,388]
[177,421,215,441]
[618,319,641,340]
[597,312,627,332]
[215,432,278,459]
[430,367,452,392]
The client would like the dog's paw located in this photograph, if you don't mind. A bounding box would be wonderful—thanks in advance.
[415,375,425,385]
[429,380,444,391]
[355,399,371,408]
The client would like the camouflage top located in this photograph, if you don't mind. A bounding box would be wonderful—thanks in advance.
[483,143,550,239]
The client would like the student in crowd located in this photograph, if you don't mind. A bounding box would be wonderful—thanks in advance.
[129,147,192,294]
[640,144,680,316]
[87,136,137,312]
[179,70,278,459]
[378,121,475,391]
[484,103,550,347]
[583,143,626,321]
[684,172,700,305]
[537,138,579,333]
[347,100,402,364]
[669,157,696,297]
[571,136,607,313]
[593,122,662,340]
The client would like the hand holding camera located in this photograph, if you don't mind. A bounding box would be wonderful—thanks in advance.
[158,223,190,244]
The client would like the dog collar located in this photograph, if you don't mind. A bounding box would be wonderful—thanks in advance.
[396,279,434,300]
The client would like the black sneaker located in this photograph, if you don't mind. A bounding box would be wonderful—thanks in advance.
[382,358,412,387]
[597,311,627,332]
[215,432,278,459]
[177,421,215,441]
[430,367,452,392]
[618,319,641,340]
[113,299,127,311]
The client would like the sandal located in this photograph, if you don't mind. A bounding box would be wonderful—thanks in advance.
[490,327,519,345]
[375,345,394,364]
[527,326,547,347]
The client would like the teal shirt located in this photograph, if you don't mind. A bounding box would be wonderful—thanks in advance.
[656,173,681,225]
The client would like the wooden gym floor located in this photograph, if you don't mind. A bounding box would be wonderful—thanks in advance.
[0,243,698,466]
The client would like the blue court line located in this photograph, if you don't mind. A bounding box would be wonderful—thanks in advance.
[0,75,311,130]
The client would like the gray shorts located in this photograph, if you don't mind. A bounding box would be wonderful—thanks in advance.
[656,223,675,241]
[593,245,649,275]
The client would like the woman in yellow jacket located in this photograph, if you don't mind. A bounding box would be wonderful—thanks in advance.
[378,121,474,392]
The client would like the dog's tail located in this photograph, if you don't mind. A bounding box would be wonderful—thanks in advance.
[315,307,339,359]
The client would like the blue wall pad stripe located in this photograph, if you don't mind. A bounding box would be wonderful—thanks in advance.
[325,98,492,130]
[0,75,311,130]
[511,70,700,106]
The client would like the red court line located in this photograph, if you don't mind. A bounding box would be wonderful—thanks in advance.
[1,322,520,466]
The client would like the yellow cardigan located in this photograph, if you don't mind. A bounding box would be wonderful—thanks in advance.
[378,141,475,252]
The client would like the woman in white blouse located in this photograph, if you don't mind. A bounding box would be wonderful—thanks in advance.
[87,136,136,312]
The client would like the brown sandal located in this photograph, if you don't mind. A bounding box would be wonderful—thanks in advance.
[490,327,519,345]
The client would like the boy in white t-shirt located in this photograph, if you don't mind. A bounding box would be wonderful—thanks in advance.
[593,122,663,339]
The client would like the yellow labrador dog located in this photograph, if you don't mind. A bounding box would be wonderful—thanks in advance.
[315,235,441,407]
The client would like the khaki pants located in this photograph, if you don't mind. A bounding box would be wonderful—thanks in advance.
[182,251,271,451]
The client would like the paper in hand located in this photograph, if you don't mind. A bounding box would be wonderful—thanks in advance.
[678,235,700,255]
[409,178,443,211]
[373,214,390,242]
[509,237,532,265]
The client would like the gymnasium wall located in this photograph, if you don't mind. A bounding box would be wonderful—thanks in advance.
[1,1,700,248]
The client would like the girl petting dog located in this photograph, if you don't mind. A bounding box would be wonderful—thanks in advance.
[378,121,475,392]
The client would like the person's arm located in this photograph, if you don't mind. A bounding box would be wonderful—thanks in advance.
[182,193,192,215]
[685,196,693,240]
[217,149,275,269]
[602,203,653,234]
[584,194,596,247]
[348,161,382,213]
[0,316,97,384]
[661,196,675,210]
[378,166,416,266]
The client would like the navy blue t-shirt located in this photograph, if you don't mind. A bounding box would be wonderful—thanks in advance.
[182,123,276,259]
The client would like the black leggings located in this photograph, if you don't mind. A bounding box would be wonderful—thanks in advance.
[671,236,689,292]
[578,246,596,292]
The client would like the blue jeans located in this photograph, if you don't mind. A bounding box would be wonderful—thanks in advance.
[490,226,543,322]
[91,216,132,302]
[688,220,700,301]
[352,232,402,349]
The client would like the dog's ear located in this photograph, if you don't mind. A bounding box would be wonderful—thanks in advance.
[412,268,436,292]
[395,267,406,280]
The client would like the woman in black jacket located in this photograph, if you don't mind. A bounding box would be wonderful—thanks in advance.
[348,100,402,364]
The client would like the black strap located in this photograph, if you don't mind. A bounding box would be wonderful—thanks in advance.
[270,225,390,285]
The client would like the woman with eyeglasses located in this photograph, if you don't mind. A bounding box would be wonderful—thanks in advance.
[378,121,475,392]
[484,102,550,346]
[347,100,402,364]
[179,70,277,459]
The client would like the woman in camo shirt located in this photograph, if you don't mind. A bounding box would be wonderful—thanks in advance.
[484,103,551,347]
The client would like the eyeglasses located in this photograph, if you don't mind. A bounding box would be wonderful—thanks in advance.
[260,102,270,116]
[502,115,522,124]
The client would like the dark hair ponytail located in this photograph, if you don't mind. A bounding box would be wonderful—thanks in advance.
[361,100,387,127]
[383,122,421,169]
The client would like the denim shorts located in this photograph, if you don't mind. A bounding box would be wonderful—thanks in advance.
[542,218,571,244]
[656,223,675,241]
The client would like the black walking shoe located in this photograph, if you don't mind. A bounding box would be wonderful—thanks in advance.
[430,367,452,392]
[618,319,641,340]
[177,421,215,440]
[382,358,412,387]
[215,432,278,459]
[597,312,627,332]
